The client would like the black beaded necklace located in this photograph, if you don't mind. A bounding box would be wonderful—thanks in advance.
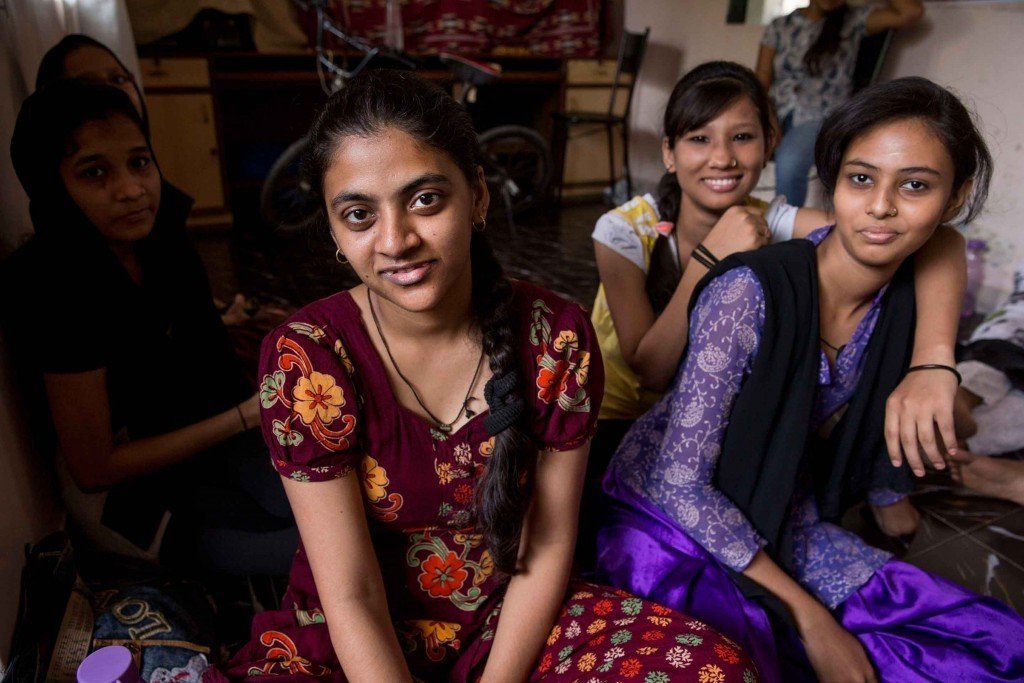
[368,289,484,434]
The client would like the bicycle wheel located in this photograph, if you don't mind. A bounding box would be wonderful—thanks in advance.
[260,136,321,235]
[477,125,552,216]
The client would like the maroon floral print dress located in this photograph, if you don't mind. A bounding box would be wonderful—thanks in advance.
[206,281,757,683]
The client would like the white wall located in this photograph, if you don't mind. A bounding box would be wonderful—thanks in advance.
[0,333,62,672]
[624,0,1024,305]
[0,12,63,671]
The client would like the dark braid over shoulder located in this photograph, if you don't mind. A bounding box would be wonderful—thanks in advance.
[470,232,536,574]
[647,172,684,314]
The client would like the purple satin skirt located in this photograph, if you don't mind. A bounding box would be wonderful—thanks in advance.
[597,477,1024,682]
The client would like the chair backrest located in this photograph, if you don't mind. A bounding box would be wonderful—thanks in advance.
[609,27,650,119]
[851,29,893,94]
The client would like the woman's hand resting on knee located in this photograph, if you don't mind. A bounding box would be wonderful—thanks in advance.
[798,603,877,683]
[744,552,877,683]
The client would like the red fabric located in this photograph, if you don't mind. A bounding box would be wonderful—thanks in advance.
[299,0,599,56]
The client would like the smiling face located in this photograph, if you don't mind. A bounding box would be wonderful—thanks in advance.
[58,114,161,245]
[63,46,144,117]
[662,95,767,217]
[832,117,964,269]
[323,127,488,313]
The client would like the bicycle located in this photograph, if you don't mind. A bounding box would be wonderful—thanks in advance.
[260,0,552,235]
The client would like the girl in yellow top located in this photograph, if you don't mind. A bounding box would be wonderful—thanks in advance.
[579,62,967,565]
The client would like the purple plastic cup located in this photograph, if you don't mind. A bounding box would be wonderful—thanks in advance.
[76,646,144,683]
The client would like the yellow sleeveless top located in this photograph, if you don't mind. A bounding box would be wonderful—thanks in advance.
[591,194,774,420]
[591,195,664,420]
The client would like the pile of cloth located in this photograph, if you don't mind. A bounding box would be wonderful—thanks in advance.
[958,262,1024,455]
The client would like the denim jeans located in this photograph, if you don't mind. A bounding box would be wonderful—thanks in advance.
[775,114,822,207]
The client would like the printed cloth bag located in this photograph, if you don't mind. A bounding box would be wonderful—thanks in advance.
[2,532,218,683]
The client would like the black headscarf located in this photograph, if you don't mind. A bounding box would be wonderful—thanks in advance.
[9,80,193,299]
[35,34,151,132]
[7,80,249,432]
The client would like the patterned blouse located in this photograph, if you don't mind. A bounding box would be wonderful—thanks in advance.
[213,281,759,682]
[610,228,894,609]
[761,6,873,126]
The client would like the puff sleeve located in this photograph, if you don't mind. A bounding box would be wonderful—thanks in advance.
[257,322,361,482]
[522,295,604,452]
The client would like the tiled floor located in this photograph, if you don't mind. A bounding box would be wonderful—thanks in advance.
[196,201,1024,615]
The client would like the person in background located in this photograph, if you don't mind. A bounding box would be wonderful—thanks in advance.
[206,70,757,683]
[4,81,296,574]
[597,76,1024,683]
[35,33,255,324]
[756,0,925,207]
[584,62,965,568]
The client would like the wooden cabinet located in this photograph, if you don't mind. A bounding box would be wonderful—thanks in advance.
[560,58,632,198]
[138,57,231,228]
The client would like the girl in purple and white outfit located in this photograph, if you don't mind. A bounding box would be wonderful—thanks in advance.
[598,77,1024,682]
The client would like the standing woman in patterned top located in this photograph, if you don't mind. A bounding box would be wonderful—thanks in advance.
[756,0,925,207]
[598,77,1024,682]
[207,70,757,682]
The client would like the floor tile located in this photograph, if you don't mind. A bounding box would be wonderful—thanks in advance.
[899,509,966,559]
[969,508,1024,572]
[907,532,1024,614]
[913,485,1022,534]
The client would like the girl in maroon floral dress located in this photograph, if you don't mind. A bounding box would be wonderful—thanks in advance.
[206,71,757,683]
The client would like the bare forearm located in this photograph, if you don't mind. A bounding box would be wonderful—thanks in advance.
[890,0,924,19]
[631,264,706,391]
[481,543,574,683]
[742,550,826,630]
[284,475,413,682]
[91,405,247,489]
[868,0,924,33]
[911,225,965,366]
[326,593,412,682]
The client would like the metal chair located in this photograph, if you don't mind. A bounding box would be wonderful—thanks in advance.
[553,27,650,202]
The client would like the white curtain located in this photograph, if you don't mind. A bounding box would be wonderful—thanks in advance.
[0,0,139,256]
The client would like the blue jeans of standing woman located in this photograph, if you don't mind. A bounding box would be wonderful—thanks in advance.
[775,113,822,207]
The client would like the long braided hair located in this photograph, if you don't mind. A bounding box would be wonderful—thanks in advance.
[645,62,774,314]
[303,70,533,574]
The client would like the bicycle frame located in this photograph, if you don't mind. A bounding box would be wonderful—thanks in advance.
[293,0,380,93]
[263,1,551,234]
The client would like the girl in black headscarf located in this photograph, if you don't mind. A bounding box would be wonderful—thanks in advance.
[35,34,255,324]
[4,79,295,574]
